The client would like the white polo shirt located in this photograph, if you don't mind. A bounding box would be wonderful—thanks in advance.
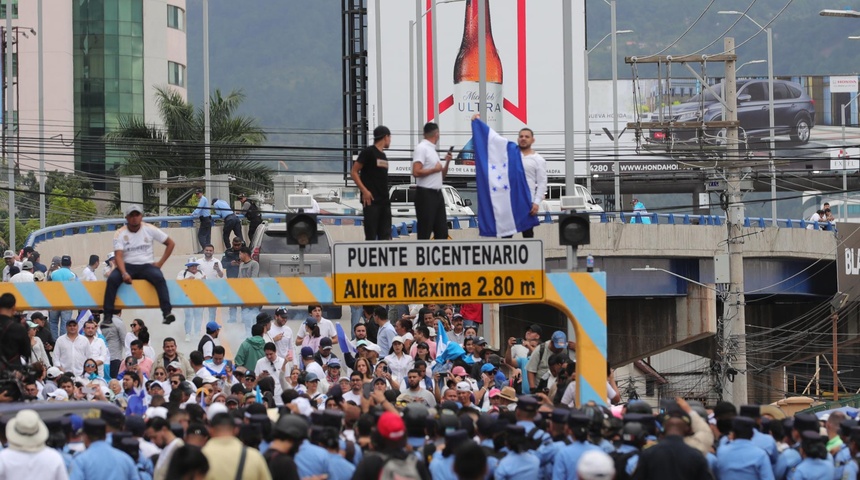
[113,223,169,265]
[413,139,443,190]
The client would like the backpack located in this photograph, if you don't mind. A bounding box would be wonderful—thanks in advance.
[378,452,422,480]
[609,450,638,480]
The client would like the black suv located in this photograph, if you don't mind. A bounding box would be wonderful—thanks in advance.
[648,79,815,147]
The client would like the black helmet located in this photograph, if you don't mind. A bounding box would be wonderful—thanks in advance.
[274,414,309,440]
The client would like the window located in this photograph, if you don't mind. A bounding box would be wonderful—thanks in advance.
[0,0,17,19]
[168,61,185,87]
[772,83,791,101]
[167,5,185,31]
[742,82,767,102]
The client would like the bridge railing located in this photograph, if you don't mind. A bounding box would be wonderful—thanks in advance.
[25,211,836,248]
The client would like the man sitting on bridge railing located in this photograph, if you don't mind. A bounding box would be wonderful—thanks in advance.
[103,204,177,326]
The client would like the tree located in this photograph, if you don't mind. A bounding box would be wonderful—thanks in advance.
[46,188,98,227]
[18,171,95,220]
[106,87,271,212]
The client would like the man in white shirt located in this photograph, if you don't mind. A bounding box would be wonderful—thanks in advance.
[255,342,285,405]
[196,244,224,324]
[412,122,453,240]
[343,372,364,405]
[103,204,176,325]
[53,318,89,377]
[146,417,184,480]
[0,409,68,479]
[204,346,229,377]
[517,127,547,239]
[300,347,326,389]
[295,304,338,345]
[270,307,294,363]
[83,320,108,370]
[9,261,35,283]
[448,313,467,346]
[2,250,22,281]
[80,255,100,281]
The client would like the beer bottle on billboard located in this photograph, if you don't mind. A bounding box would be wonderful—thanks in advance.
[453,0,503,162]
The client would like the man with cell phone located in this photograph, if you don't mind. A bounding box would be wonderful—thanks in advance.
[412,122,453,240]
[196,244,223,325]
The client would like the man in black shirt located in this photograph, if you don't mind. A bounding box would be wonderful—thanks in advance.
[0,293,30,378]
[351,125,392,241]
[351,412,431,480]
[632,410,712,480]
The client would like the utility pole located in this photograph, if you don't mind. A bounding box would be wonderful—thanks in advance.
[723,37,748,405]
[5,0,15,250]
[37,0,45,229]
[625,41,743,403]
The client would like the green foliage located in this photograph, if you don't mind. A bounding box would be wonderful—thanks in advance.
[18,171,95,221]
[106,87,272,210]
[46,188,98,227]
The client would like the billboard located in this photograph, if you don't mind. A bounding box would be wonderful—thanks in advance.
[367,0,587,162]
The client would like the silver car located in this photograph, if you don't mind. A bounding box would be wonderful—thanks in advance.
[250,221,333,278]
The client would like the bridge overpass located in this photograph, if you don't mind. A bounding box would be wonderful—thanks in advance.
[22,213,846,403]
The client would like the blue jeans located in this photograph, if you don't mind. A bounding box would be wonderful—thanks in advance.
[184,308,203,336]
[49,310,73,340]
[350,306,364,332]
[228,306,240,323]
[206,307,218,324]
[242,307,259,337]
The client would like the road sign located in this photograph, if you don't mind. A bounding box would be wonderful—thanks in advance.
[332,240,545,304]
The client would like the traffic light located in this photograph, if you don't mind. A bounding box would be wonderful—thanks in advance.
[286,213,318,246]
[558,213,590,247]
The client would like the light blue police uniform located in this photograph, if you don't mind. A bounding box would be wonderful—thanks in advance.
[69,440,138,480]
[496,451,540,480]
[790,457,835,480]
[428,453,458,480]
[834,443,852,480]
[326,451,356,480]
[715,438,775,480]
[538,439,569,480]
[516,420,551,447]
[295,440,332,479]
[551,440,601,480]
[614,443,640,477]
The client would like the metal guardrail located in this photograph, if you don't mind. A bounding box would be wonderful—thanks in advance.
[24,211,836,249]
[799,394,860,414]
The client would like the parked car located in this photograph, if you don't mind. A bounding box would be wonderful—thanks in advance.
[389,184,475,219]
[648,79,815,147]
[540,183,604,221]
[249,221,340,318]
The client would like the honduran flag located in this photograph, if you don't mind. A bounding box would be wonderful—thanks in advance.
[472,119,540,237]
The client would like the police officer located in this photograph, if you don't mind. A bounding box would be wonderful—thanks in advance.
[738,404,780,465]
[716,416,774,480]
[613,414,649,479]
[495,425,540,480]
[537,408,572,480]
[515,395,551,447]
[429,429,471,480]
[793,431,834,479]
[774,413,820,480]
[212,197,242,249]
[552,412,602,479]
[844,426,860,480]
[834,419,858,480]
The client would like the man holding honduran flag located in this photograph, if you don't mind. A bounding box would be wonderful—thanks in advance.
[471,115,545,238]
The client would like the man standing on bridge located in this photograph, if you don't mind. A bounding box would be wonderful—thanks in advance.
[190,188,212,253]
[412,122,453,240]
[103,204,177,326]
[352,125,392,241]
[515,127,547,238]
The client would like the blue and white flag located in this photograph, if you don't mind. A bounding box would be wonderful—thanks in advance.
[472,119,540,237]
[336,323,357,355]
[76,309,94,333]
[436,320,449,360]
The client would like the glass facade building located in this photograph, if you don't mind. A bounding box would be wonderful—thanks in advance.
[73,0,145,180]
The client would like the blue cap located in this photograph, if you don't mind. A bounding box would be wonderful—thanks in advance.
[301,347,314,359]
[206,321,221,333]
[552,331,567,349]
[67,414,84,434]
[305,372,320,382]
[481,363,495,373]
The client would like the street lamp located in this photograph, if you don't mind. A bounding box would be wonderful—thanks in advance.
[821,9,860,18]
[630,265,719,292]
[736,59,766,74]
[584,29,633,193]
[719,11,776,227]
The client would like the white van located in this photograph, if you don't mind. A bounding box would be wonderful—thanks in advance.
[540,183,604,219]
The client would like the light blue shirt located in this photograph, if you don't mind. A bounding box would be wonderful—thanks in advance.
[537,439,568,480]
[326,451,355,480]
[752,428,780,465]
[429,453,457,480]
[516,420,551,448]
[192,195,211,218]
[496,451,540,480]
[614,443,640,476]
[294,440,331,479]
[212,199,234,219]
[775,446,801,480]
[843,455,859,480]
[834,443,852,480]
[69,440,138,480]
[50,267,77,282]
[790,457,835,480]
[551,440,601,480]
[376,322,396,358]
[716,438,775,480]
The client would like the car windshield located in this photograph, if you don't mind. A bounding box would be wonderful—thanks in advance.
[688,88,721,104]
[260,230,330,254]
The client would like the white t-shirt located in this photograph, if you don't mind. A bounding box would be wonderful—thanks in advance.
[413,139,444,190]
[86,336,108,365]
[296,317,337,339]
[197,257,223,280]
[113,223,169,265]
[269,322,294,361]
[2,261,22,281]
[342,390,363,405]
[81,266,98,281]
[9,271,34,283]
[177,269,205,280]
[0,445,68,479]
[560,381,617,408]
[522,152,548,206]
